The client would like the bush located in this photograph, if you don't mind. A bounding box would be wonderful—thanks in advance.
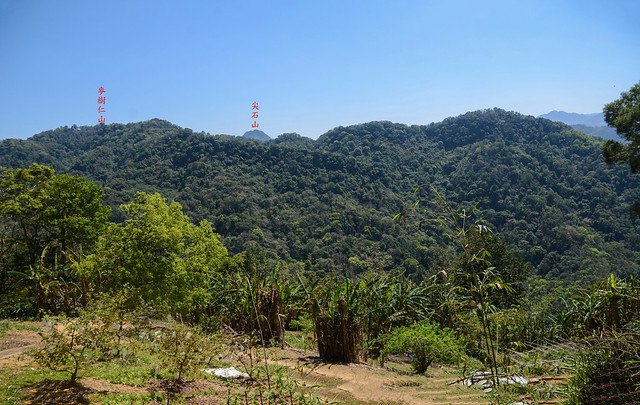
[311,276,362,363]
[30,294,151,381]
[288,314,314,332]
[381,321,465,374]
[86,290,151,359]
[153,321,219,383]
[565,331,640,405]
[30,313,114,382]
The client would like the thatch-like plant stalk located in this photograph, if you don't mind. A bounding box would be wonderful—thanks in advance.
[311,276,362,363]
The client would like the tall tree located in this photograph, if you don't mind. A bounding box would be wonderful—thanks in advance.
[601,82,640,216]
[602,82,640,171]
[77,192,228,316]
[0,164,110,314]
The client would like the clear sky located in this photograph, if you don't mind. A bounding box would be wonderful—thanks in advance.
[1,1,639,139]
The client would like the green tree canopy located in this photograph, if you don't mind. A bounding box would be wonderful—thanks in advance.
[0,164,110,314]
[602,82,640,171]
[601,82,640,217]
[2,111,640,281]
[77,192,228,316]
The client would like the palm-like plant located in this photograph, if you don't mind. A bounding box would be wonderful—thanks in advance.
[310,275,362,362]
[359,271,432,358]
[221,246,303,348]
[563,274,640,337]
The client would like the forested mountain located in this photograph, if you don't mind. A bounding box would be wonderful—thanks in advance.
[569,124,620,141]
[242,129,271,141]
[538,111,619,140]
[539,111,606,126]
[1,109,639,282]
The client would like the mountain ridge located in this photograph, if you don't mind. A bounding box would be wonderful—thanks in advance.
[539,110,606,126]
[242,129,271,141]
[538,110,620,140]
[1,108,638,282]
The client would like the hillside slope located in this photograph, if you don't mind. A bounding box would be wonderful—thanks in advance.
[1,109,639,281]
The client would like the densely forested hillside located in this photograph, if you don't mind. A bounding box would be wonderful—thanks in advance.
[1,108,639,282]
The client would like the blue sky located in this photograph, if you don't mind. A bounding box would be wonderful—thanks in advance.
[0,1,638,139]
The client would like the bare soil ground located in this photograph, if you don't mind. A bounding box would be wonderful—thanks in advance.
[274,348,489,404]
[0,324,562,404]
[0,326,41,359]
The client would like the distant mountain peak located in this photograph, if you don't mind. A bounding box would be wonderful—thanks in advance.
[538,111,605,127]
[538,111,621,140]
[242,129,271,141]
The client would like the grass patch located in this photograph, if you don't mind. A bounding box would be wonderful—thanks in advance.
[0,366,67,405]
[87,358,157,387]
[285,330,316,351]
[88,392,166,404]
[0,321,9,338]
[0,320,41,338]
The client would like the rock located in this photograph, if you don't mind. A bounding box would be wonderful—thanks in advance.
[203,367,250,379]
[464,371,528,388]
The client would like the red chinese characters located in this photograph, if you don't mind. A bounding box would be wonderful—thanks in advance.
[97,86,107,123]
[251,101,259,128]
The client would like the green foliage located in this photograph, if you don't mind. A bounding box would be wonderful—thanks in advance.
[602,82,640,167]
[85,289,151,359]
[288,314,314,332]
[558,275,640,403]
[77,192,227,317]
[224,365,322,405]
[461,230,531,308]
[30,313,114,381]
[380,321,465,374]
[0,164,110,315]
[1,111,638,281]
[307,270,435,362]
[565,331,640,405]
[285,330,315,351]
[561,274,640,337]
[358,270,432,357]
[602,82,640,216]
[219,245,300,347]
[152,321,218,383]
[310,275,363,362]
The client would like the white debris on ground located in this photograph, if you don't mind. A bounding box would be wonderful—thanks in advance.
[464,371,528,388]
[203,367,250,379]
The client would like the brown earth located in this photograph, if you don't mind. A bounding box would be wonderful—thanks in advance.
[275,348,489,404]
[0,324,563,404]
[0,328,41,358]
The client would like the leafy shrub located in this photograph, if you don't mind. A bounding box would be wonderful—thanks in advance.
[153,321,219,382]
[565,331,640,405]
[30,293,152,382]
[30,313,114,382]
[85,290,151,359]
[381,320,465,373]
[310,276,362,363]
[288,314,314,332]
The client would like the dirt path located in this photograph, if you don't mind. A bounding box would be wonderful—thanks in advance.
[0,343,38,359]
[275,349,488,404]
[0,328,41,360]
